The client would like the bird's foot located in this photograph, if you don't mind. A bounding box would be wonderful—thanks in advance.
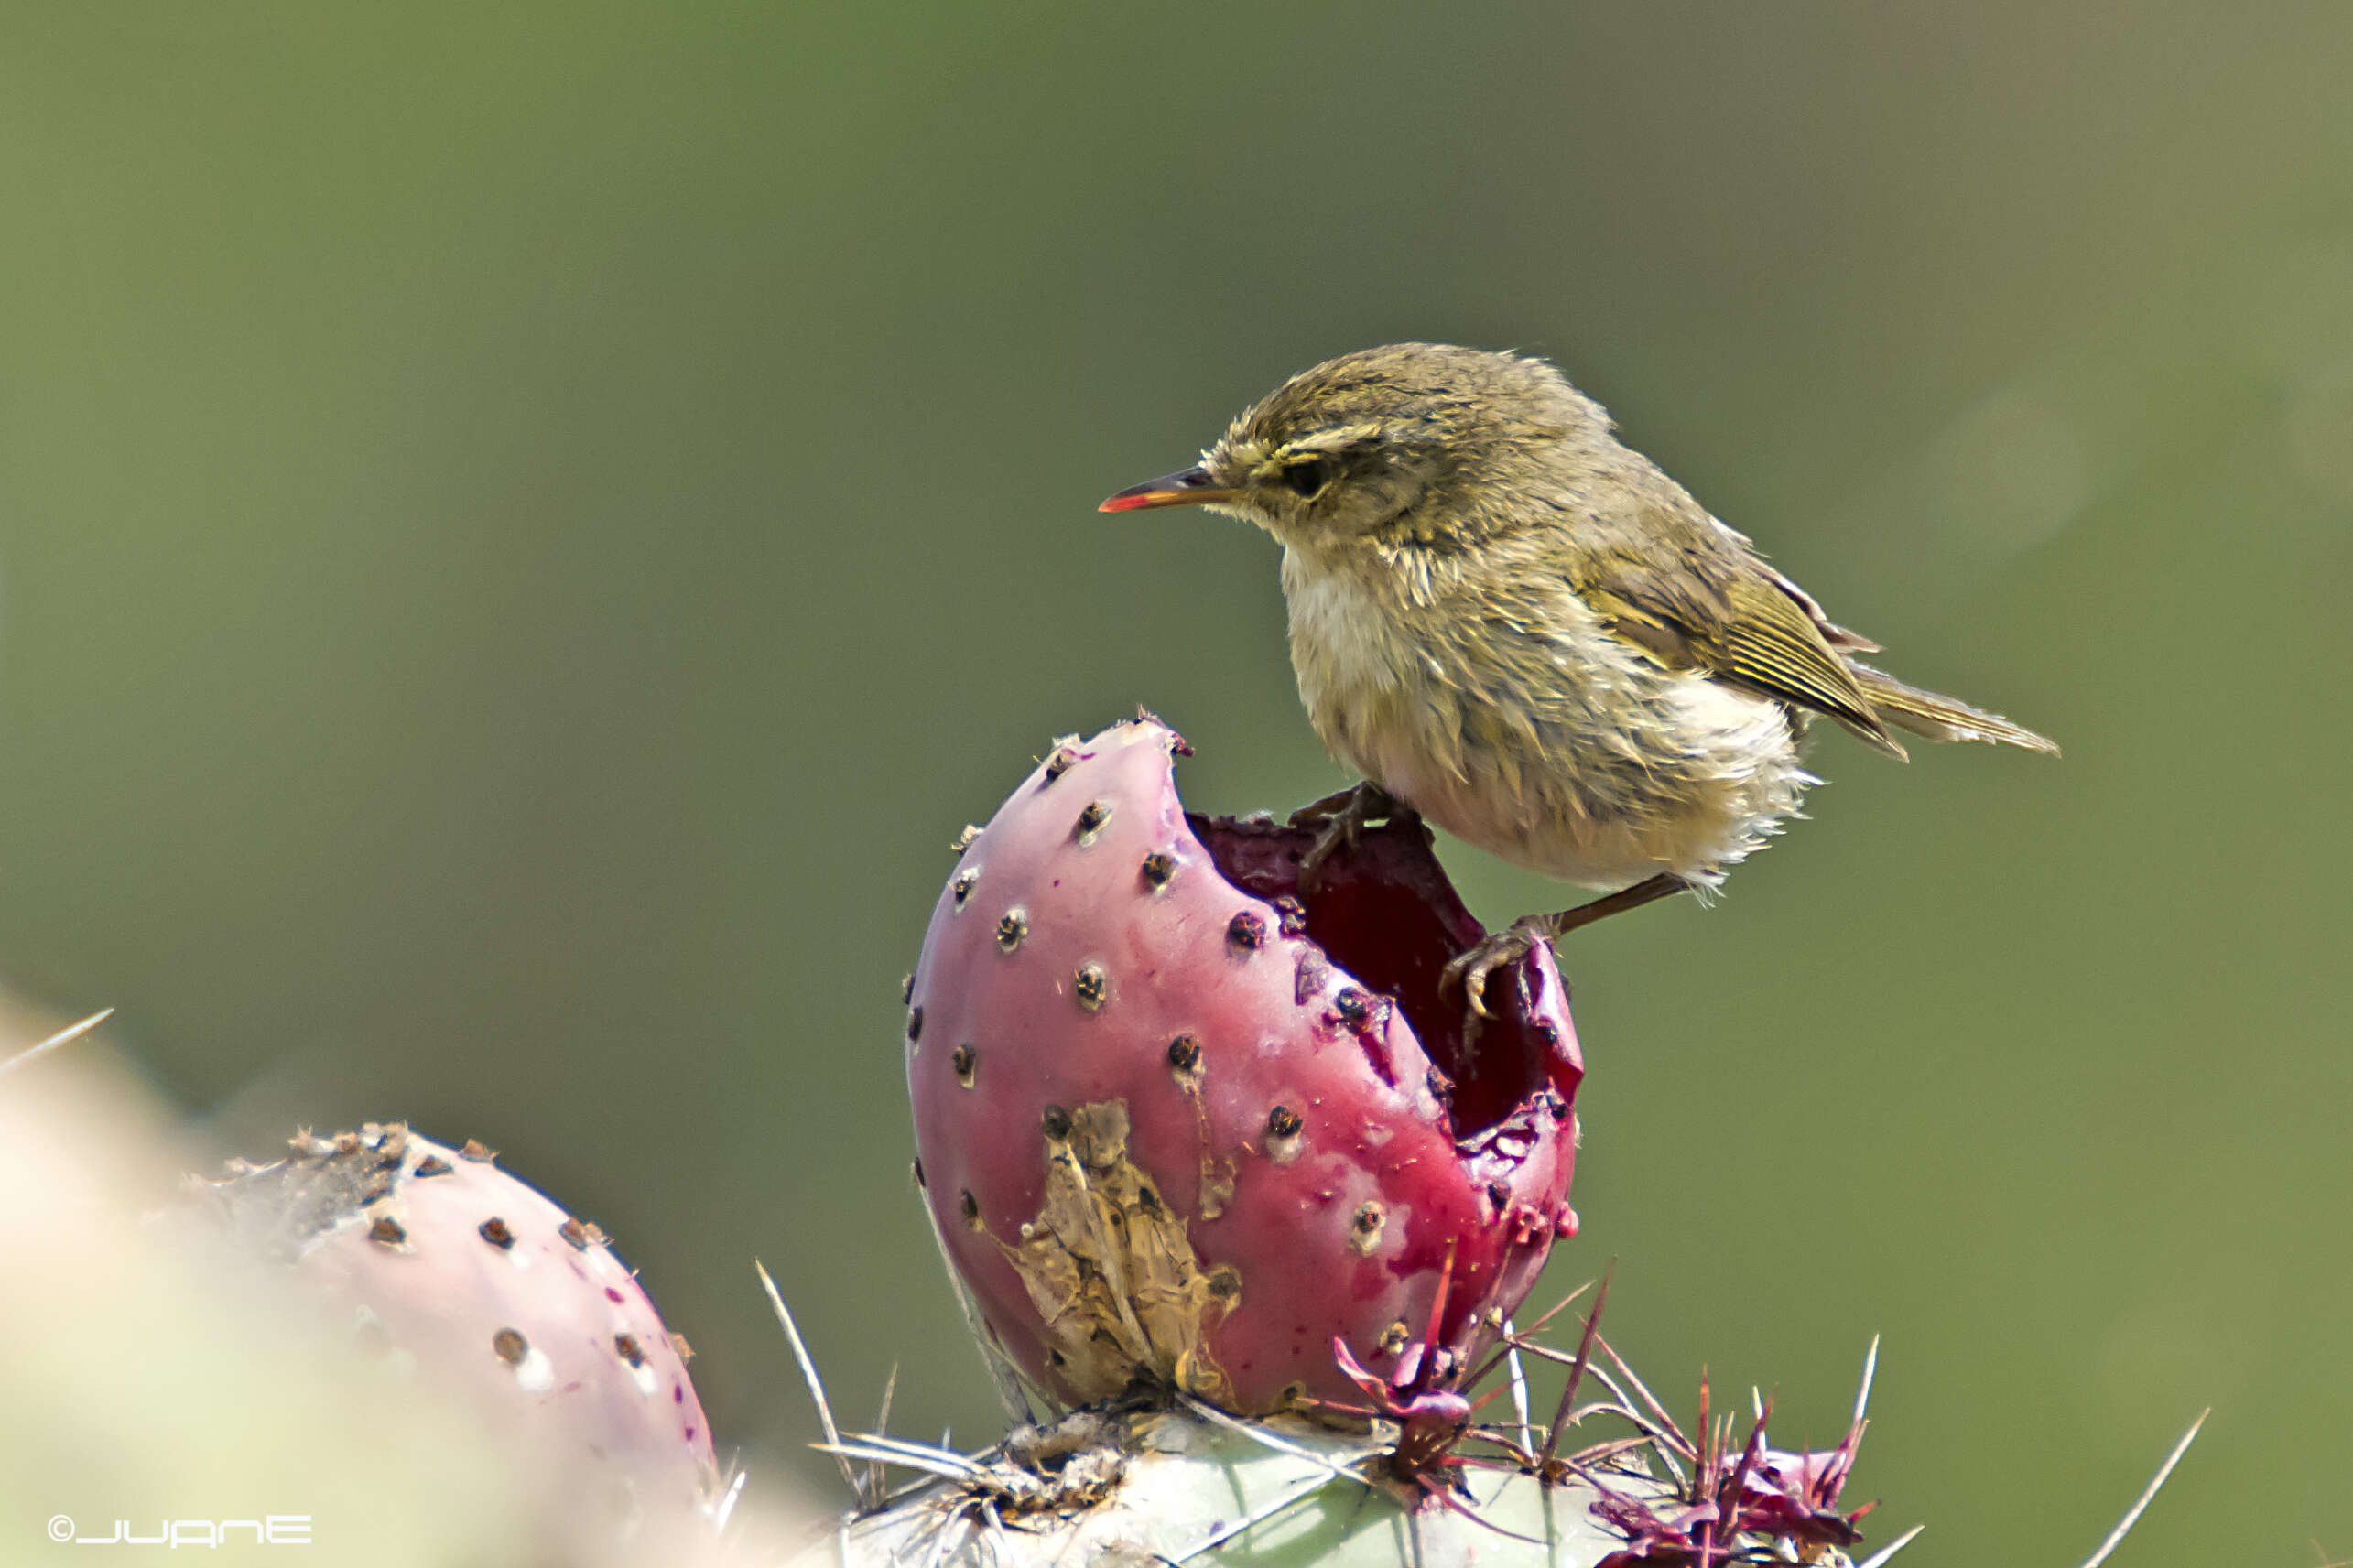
[1292,781,1413,885]
[1442,915,1561,1021]
[1444,873,1691,1019]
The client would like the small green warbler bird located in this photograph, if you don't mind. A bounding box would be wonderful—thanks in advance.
[1102,343,2057,1011]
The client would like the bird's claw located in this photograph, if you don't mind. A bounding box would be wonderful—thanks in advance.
[1293,782,1406,885]
[1441,916,1556,1020]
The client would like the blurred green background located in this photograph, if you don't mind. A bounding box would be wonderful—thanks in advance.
[4,4,2348,1562]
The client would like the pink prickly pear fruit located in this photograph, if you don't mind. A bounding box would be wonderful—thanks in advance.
[191,1123,719,1546]
[906,717,1582,1414]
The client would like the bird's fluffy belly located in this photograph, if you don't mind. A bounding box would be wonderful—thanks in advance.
[1285,560,1813,892]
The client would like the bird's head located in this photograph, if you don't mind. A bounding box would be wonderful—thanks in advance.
[1101,343,1604,555]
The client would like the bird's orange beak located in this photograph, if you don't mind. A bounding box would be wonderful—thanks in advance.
[1099,465,1240,513]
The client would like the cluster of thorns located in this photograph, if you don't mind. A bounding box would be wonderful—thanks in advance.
[1277,1249,1884,1568]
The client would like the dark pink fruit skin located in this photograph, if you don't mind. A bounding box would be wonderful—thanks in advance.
[195,1125,717,1539]
[907,718,1581,1413]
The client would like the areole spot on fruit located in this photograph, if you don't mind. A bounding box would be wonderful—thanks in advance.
[1263,1105,1305,1166]
[1166,1034,1203,1086]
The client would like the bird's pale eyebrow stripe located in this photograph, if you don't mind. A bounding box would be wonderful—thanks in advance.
[1276,422,1384,459]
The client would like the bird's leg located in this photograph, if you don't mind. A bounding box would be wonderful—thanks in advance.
[1291,780,1414,884]
[1444,873,1689,1019]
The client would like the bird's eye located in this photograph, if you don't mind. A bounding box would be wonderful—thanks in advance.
[1279,458,1333,499]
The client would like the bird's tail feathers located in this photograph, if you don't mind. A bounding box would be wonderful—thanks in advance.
[1850,663,2060,755]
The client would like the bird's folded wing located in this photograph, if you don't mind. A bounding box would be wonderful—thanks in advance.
[1574,541,1903,756]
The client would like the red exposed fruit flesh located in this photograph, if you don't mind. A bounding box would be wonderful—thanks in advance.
[906,718,1582,1413]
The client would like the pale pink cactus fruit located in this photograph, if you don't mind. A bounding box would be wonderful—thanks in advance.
[905,716,1582,1414]
[190,1123,720,1548]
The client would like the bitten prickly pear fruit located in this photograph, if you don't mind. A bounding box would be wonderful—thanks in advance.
[190,1123,720,1549]
[906,718,1582,1414]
